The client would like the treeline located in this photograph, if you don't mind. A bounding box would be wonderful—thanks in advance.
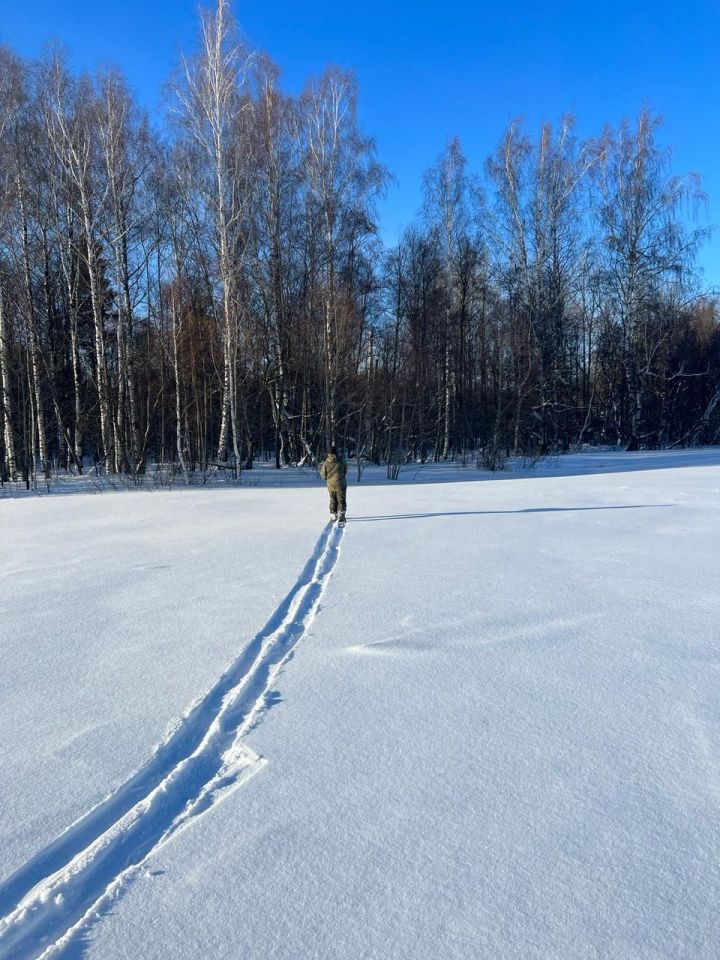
[0,1,718,485]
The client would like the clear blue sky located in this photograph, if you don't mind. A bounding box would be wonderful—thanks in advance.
[1,0,718,285]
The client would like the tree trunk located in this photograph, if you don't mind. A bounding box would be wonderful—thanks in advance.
[17,186,49,479]
[80,198,113,468]
[0,285,17,480]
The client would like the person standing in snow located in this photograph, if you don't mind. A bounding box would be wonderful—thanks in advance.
[320,446,347,525]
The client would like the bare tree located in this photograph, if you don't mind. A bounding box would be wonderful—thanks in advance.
[174,0,252,476]
[41,54,115,468]
[302,67,387,450]
[0,47,22,480]
[594,110,707,449]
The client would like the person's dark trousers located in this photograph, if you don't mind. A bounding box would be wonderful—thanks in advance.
[329,488,347,516]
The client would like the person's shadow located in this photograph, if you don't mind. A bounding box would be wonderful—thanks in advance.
[349,504,673,522]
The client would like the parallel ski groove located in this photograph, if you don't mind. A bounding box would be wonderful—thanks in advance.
[0,523,343,960]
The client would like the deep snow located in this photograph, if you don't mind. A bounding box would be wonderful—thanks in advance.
[1,451,719,959]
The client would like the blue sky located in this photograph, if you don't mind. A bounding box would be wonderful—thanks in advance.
[1,0,718,285]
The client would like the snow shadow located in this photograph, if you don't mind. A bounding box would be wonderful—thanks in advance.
[349,504,674,522]
[242,448,720,488]
[242,448,720,487]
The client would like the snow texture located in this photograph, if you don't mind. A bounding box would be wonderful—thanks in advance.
[1,450,719,959]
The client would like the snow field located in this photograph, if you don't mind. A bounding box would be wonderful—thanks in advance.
[1,452,719,958]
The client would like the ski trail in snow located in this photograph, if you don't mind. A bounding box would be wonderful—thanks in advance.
[0,523,344,960]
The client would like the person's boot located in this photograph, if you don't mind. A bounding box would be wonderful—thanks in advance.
[338,513,346,526]
[330,512,338,522]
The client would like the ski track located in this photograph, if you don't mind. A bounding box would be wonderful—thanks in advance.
[0,523,344,960]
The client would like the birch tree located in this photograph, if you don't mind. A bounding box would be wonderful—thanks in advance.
[174,0,252,476]
[594,110,706,449]
[301,67,386,448]
[42,54,115,468]
[0,47,22,480]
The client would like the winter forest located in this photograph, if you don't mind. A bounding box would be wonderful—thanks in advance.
[0,0,718,487]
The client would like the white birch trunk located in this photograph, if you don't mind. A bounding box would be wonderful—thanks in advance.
[0,285,17,479]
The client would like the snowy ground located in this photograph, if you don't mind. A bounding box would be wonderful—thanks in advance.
[1,450,719,959]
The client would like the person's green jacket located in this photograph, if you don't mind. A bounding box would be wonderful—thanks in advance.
[320,453,347,491]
